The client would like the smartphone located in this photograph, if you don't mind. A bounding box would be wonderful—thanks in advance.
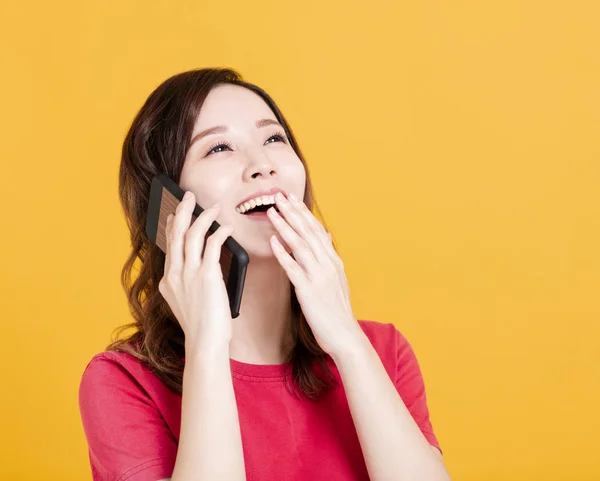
[145,172,249,318]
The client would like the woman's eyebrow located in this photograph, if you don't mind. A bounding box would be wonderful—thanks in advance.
[190,119,282,147]
[256,118,281,129]
[190,126,227,147]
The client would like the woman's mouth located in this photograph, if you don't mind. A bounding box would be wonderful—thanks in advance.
[235,193,282,215]
[242,211,272,220]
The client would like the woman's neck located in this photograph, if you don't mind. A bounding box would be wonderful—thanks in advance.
[229,257,294,365]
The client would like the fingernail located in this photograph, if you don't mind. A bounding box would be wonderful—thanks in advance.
[289,192,298,202]
[183,191,192,200]
[276,192,286,202]
[166,214,173,225]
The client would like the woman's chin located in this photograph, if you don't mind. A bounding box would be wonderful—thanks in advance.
[238,239,289,262]
[246,244,280,261]
[230,224,290,261]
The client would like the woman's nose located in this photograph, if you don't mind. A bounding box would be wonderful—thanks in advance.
[244,149,276,179]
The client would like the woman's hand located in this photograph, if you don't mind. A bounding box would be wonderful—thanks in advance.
[158,191,234,354]
[267,192,365,359]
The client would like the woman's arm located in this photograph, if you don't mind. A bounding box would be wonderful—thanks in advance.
[170,344,246,481]
[332,333,451,481]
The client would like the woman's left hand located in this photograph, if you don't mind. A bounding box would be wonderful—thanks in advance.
[267,191,365,358]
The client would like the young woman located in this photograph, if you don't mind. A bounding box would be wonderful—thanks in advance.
[78,68,451,481]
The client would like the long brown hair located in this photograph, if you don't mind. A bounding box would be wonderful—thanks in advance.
[107,67,339,400]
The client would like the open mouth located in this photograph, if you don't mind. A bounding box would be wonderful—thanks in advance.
[240,203,280,216]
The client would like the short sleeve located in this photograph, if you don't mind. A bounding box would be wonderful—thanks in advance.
[393,329,442,454]
[78,354,178,480]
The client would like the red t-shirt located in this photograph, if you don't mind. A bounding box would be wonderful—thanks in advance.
[78,319,441,481]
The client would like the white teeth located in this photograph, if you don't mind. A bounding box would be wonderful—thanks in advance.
[236,194,279,214]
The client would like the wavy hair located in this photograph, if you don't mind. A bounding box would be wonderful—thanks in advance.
[106,67,339,400]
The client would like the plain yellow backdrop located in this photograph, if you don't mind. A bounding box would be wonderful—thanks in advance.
[1,0,598,480]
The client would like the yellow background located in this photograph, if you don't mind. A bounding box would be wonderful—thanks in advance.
[1,1,598,479]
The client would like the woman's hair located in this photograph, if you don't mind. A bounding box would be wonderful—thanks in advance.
[107,67,339,400]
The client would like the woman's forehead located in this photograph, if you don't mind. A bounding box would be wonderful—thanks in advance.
[195,84,276,129]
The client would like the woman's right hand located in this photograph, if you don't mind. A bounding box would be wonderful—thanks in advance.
[158,190,235,354]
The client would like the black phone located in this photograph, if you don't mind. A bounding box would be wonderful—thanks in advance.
[145,172,249,318]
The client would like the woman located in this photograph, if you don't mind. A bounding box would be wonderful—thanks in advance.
[78,68,451,481]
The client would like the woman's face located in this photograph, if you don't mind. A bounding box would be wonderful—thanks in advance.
[180,84,306,258]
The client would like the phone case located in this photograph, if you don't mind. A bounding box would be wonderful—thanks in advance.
[145,172,249,318]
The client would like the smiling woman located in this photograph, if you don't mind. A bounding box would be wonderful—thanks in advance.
[77,67,449,481]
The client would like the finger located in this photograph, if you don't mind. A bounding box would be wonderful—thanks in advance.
[324,231,350,297]
[165,191,195,277]
[270,235,304,287]
[273,192,329,264]
[288,196,348,297]
[267,206,317,272]
[289,194,342,267]
[184,203,221,273]
[290,193,328,237]
[203,223,235,271]
[288,194,334,258]
[322,231,342,266]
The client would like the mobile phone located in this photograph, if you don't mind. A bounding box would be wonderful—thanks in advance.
[145,172,249,318]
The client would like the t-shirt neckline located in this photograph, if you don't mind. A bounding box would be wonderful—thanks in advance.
[229,357,292,379]
[181,355,292,380]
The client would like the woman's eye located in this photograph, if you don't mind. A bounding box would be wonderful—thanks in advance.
[206,143,232,156]
[204,133,286,157]
[265,134,286,144]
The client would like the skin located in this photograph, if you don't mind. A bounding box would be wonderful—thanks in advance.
[179,83,306,365]
[169,83,451,480]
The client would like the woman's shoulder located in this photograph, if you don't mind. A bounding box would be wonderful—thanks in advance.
[357,319,407,348]
[79,347,163,395]
[356,319,416,375]
[82,348,146,373]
